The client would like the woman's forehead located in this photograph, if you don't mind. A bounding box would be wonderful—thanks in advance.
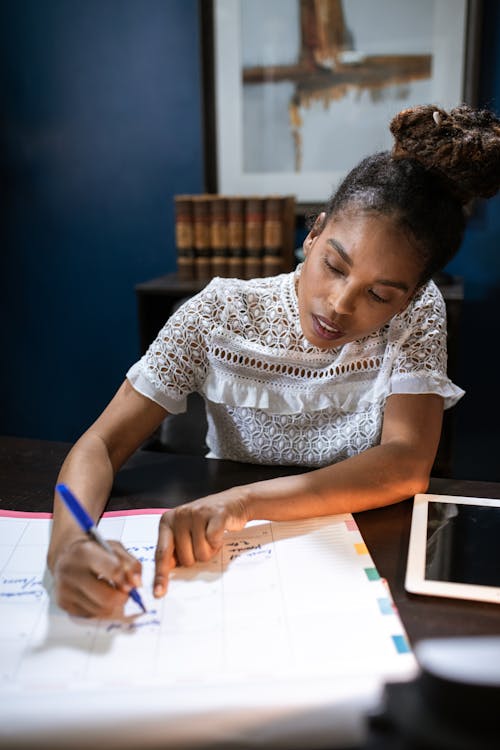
[323,213,423,285]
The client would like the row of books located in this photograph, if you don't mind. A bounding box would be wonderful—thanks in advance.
[174,194,296,281]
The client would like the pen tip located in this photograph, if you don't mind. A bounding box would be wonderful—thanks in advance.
[130,588,147,614]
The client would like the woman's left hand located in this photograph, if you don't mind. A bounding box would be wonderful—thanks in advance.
[153,490,250,597]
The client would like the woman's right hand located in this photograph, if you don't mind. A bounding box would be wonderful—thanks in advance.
[48,380,169,618]
[51,537,142,619]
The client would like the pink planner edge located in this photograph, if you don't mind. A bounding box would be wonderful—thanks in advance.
[0,508,169,519]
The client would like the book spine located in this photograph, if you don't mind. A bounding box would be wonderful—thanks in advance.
[174,195,195,281]
[210,196,228,277]
[226,197,245,278]
[262,194,297,276]
[262,196,284,277]
[281,195,297,272]
[192,195,213,280]
[244,196,264,279]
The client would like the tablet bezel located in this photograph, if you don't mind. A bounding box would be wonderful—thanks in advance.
[405,493,500,604]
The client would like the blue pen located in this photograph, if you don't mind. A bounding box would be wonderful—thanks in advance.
[55,483,146,613]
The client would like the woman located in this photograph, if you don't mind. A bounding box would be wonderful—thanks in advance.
[48,103,500,617]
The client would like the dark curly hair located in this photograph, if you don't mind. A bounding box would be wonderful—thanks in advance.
[317,104,500,284]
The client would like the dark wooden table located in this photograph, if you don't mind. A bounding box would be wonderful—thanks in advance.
[2,435,499,750]
[1,434,498,647]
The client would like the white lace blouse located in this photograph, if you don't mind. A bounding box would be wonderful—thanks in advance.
[127,266,464,468]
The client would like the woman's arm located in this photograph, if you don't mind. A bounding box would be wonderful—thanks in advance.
[48,379,168,617]
[153,393,443,595]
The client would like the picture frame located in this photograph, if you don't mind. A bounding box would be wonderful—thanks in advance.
[201,0,482,213]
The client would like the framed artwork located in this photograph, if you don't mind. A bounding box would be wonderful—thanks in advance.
[201,0,482,210]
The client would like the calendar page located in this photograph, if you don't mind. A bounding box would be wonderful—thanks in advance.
[0,509,416,748]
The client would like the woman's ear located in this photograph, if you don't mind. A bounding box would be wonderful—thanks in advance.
[303,212,326,256]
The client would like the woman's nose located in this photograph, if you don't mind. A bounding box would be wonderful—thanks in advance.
[329,283,356,315]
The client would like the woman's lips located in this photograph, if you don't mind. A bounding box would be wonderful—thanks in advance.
[311,314,344,341]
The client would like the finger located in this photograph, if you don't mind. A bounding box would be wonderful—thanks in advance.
[106,541,143,592]
[205,513,227,551]
[54,539,128,617]
[96,573,116,587]
[154,513,176,598]
[206,503,249,549]
[55,567,128,618]
[170,509,197,568]
[92,577,129,619]
[86,547,133,594]
[190,514,219,562]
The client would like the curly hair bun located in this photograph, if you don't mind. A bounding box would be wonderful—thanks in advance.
[390,103,500,204]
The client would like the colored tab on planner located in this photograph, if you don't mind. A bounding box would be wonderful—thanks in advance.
[344,519,358,531]
[377,597,394,615]
[354,542,368,555]
[364,567,380,581]
[392,634,411,654]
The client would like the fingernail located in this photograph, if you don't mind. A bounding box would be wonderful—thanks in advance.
[133,574,142,588]
[153,583,163,597]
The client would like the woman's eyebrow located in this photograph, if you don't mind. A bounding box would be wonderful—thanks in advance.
[327,238,352,266]
[326,238,410,292]
[376,278,410,292]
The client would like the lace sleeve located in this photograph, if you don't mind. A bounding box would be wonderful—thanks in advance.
[390,281,464,409]
[126,280,219,413]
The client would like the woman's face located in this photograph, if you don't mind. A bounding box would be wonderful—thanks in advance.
[297,210,422,349]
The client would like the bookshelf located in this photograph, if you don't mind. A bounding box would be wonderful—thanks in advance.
[174,193,297,282]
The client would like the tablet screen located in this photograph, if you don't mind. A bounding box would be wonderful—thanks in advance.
[405,494,500,603]
[426,501,500,587]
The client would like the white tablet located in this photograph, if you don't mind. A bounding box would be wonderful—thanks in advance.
[405,493,500,604]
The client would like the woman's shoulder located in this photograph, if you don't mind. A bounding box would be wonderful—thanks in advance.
[201,271,293,307]
[407,278,446,319]
[414,278,444,303]
[389,279,447,345]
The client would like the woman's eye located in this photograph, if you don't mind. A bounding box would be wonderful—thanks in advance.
[369,289,389,304]
[323,258,344,275]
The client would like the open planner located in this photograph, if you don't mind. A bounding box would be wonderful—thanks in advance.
[0,508,416,749]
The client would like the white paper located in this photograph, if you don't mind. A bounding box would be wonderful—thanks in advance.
[0,509,416,748]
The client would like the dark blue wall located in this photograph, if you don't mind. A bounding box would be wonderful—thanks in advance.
[1,0,203,441]
[1,1,499,479]
[445,0,500,480]
[448,0,500,297]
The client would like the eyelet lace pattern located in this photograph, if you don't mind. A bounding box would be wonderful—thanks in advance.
[127,268,464,467]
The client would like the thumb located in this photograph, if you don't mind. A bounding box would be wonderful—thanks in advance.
[154,512,176,598]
